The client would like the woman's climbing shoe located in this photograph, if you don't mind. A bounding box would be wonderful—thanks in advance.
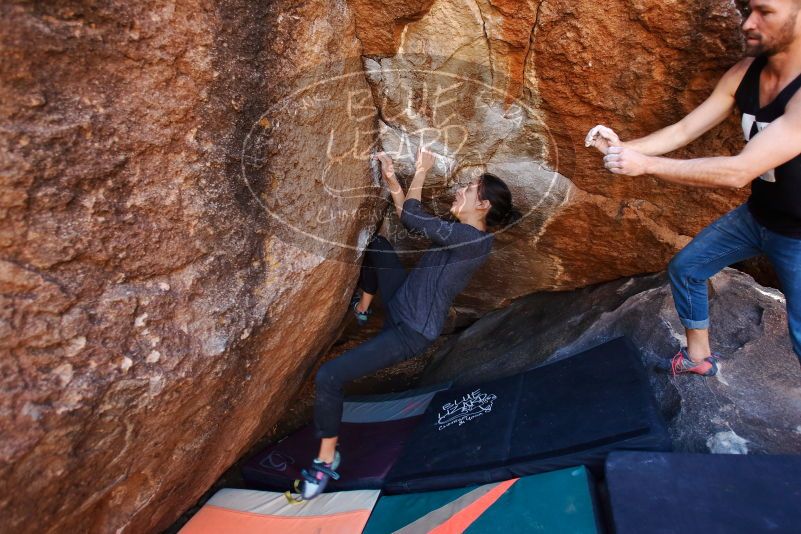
[299,458,341,500]
[657,348,719,377]
[351,297,372,326]
[330,449,341,471]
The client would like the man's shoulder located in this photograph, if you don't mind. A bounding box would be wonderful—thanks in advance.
[785,88,801,118]
[722,57,757,93]
[734,56,757,71]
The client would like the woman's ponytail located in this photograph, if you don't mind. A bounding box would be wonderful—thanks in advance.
[502,207,523,227]
[479,173,521,229]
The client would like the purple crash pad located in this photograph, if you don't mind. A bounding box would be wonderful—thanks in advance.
[242,384,449,491]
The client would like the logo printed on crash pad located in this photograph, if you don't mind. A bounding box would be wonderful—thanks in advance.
[437,389,497,431]
[259,451,295,472]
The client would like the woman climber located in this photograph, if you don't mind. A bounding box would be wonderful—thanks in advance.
[295,145,521,500]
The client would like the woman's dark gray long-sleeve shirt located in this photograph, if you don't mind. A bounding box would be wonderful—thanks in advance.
[386,198,494,341]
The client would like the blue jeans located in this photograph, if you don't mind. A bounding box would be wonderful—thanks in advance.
[668,203,801,362]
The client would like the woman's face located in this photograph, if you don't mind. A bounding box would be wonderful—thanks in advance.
[450,178,486,219]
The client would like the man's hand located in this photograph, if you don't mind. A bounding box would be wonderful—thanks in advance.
[585,125,621,155]
[604,146,650,176]
[415,145,435,174]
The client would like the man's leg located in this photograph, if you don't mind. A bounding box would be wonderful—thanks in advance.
[763,230,801,365]
[668,205,762,364]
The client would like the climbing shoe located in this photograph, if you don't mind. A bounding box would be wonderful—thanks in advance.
[332,449,341,471]
[351,296,372,326]
[299,457,341,500]
[658,347,719,377]
[285,450,341,504]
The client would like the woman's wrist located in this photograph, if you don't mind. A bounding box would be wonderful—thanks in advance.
[384,174,401,191]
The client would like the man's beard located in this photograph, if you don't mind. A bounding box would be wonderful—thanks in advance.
[745,13,798,57]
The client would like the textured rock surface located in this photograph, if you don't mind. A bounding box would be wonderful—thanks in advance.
[532,0,750,288]
[421,269,801,454]
[348,0,749,317]
[0,1,380,532]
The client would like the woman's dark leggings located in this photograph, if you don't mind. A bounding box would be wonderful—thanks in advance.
[313,235,432,439]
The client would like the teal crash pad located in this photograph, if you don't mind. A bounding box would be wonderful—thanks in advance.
[364,465,600,533]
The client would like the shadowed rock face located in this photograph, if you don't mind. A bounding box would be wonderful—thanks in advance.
[1,1,380,532]
[421,269,801,454]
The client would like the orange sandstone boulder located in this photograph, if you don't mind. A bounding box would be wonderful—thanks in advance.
[0,1,379,532]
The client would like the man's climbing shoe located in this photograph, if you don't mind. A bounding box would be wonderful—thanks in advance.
[285,452,341,504]
[351,296,372,326]
[657,347,719,377]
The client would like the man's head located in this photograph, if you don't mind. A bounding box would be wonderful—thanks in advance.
[743,0,801,56]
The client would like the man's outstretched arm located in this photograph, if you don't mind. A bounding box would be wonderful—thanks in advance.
[586,59,752,156]
[604,90,801,189]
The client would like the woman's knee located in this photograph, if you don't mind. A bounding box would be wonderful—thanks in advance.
[315,361,344,392]
[367,235,393,252]
[365,235,398,268]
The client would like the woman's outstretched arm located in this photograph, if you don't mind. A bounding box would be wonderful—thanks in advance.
[373,152,405,219]
[399,146,470,247]
[405,145,435,202]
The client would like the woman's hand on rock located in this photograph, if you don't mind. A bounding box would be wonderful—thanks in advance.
[373,152,403,194]
[415,145,435,174]
[373,151,396,178]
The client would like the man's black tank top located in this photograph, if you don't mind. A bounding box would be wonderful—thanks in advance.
[735,54,801,237]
